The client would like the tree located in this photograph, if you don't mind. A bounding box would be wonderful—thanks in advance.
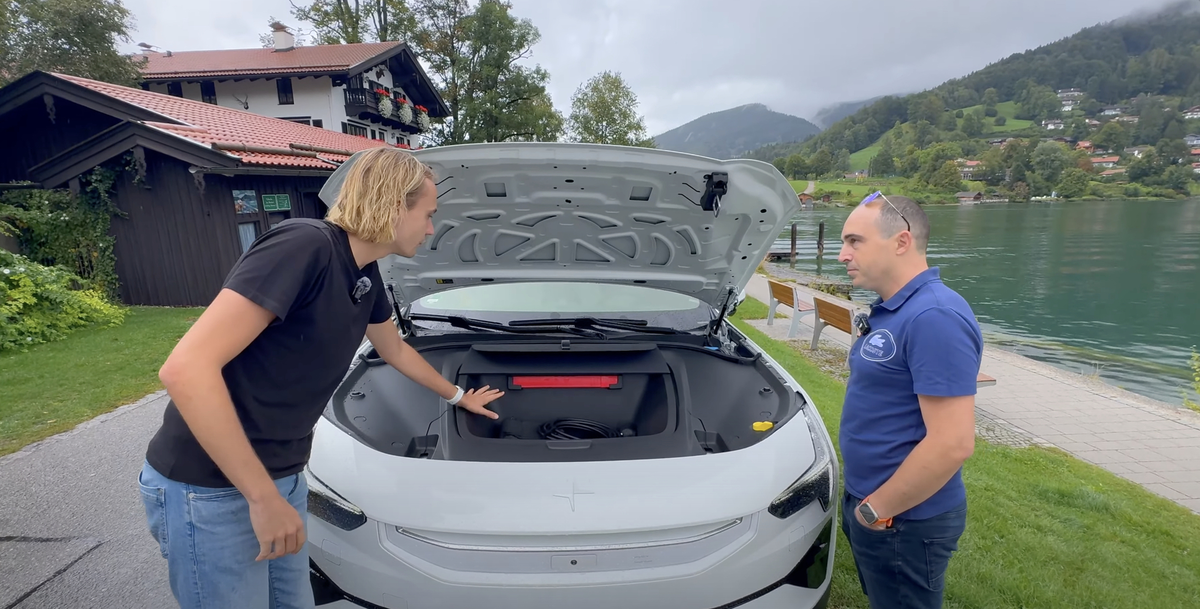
[1056,168,1091,199]
[1127,147,1161,182]
[290,0,415,44]
[961,112,984,137]
[1162,164,1195,194]
[458,0,562,143]
[292,0,562,144]
[785,154,809,179]
[1157,138,1189,165]
[0,0,145,87]
[982,88,999,110]
[937,110,959,132]
[1032,141,1071,184]
[1092,121,1130,153]
[931,160,964,192]
[993,116,1007,126]
[564,71,652,147]
[809,148,834,177]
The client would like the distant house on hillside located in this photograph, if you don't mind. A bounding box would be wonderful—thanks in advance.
[1193,162,1200,174]
[135,23,449,149]
[1185,134,1200,147]
[1090,156,1120,168]
[955,191,983,204]
[1086,118,1102,128]
[1061,99,1079,112]
[1116,115,1139,125]
[1100,106,1126,116]
[1042,119,1065,130]
[1057,88,1084,99]
[1076,140,1094,152]
[957,159,981,179]
[1100,168,1127,178]
[1185,106,1200,120]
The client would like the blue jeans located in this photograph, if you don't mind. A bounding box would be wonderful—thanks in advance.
[840,491,966,609]
[138,461,315,609]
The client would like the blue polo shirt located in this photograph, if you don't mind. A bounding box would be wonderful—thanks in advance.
[839,267,982,520]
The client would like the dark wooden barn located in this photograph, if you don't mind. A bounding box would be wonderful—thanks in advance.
[0,71,419,307]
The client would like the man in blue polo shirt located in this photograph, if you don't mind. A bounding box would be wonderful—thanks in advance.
[836,192,982,609]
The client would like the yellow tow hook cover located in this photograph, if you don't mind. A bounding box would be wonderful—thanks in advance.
[752,421,774,432]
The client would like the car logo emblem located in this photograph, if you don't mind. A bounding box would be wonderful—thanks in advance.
[553,482,594,512]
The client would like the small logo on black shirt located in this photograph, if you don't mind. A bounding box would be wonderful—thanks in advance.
[351,277,372,303]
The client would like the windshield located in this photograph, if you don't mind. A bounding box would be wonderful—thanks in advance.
[410,282,712,330]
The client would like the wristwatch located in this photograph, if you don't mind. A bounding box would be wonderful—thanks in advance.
[857,496,893,528]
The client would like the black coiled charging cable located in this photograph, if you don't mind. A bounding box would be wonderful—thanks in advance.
[538,418,623,440]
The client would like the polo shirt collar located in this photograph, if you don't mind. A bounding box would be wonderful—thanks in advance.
[874,267,941,311]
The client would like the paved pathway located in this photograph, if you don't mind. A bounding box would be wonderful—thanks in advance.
[744,273,1200,514]
[0,392,171,608]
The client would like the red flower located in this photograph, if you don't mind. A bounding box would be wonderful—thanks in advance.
[416,105,428,113]
[396,97,408,104]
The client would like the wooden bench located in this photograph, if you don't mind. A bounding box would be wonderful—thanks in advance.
[766,278,815,338]
[811,296,859,365]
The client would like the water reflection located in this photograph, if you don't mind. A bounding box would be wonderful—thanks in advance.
[771,199,1200,406]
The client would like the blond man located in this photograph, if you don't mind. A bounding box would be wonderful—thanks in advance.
[137,148,503,608]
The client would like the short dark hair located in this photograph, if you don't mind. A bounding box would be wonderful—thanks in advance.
[871,194,929,252]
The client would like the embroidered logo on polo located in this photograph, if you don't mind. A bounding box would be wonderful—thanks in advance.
[859,329,897,362]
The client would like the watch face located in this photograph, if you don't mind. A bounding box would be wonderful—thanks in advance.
[858,502,877,523]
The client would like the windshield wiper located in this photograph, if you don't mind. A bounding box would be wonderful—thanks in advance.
[409,314,608,339]
[507,316,687,335]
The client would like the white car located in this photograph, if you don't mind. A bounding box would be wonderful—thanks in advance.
[305,143,838,609]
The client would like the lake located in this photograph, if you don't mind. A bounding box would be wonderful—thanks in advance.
[769,198,1200,407]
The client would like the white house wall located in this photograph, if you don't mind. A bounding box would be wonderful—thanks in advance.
[146,69,418,147]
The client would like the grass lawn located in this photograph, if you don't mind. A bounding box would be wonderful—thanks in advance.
[849,145,880,172]
[731,297,1200,609]
[957,101,1035,132]
[0,306,201,456]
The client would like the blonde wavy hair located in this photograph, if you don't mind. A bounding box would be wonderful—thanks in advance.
[325,147,436,243]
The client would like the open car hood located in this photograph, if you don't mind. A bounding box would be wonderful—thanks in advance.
[334,143,799,309]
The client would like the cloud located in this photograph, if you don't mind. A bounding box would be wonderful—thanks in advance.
[119,0,1183,135]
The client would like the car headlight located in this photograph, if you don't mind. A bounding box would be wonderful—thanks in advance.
[768,407,834,519]
[305,467,368,531]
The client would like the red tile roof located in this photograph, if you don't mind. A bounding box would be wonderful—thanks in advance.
[1090,156,1120,164]
[58,73,392,170]
[137,42,404,79]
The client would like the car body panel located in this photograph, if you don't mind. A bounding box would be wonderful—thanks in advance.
[337,143,799,309]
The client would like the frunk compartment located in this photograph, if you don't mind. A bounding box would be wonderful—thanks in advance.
[453,342,677,441]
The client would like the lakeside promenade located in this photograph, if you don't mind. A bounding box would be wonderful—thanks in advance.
[742,273,1200,514]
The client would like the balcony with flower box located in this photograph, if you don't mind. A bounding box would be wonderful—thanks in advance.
[344,87,432,135]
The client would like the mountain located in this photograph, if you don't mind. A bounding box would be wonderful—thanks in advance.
[811,96,891,129]
[792,0,1200,160]
[652,104,821,159]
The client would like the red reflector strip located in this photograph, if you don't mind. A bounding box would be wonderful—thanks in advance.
[511,375,619,389]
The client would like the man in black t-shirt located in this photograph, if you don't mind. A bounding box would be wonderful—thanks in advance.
[137,148,503,608]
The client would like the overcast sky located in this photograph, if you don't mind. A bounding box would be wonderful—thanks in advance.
[120,0,1179,135]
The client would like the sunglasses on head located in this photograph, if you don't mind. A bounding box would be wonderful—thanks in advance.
[859,191,911,233]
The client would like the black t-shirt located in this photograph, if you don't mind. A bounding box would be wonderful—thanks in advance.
[145,219,393,488]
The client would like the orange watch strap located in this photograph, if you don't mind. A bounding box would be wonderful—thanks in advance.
[862,495,893,527]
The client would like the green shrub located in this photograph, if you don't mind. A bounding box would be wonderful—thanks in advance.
[0,249,125,351]
[985,107,999,118]
[994,116,1007,126]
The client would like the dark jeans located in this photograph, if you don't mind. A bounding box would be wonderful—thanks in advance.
[840,491,966,609]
